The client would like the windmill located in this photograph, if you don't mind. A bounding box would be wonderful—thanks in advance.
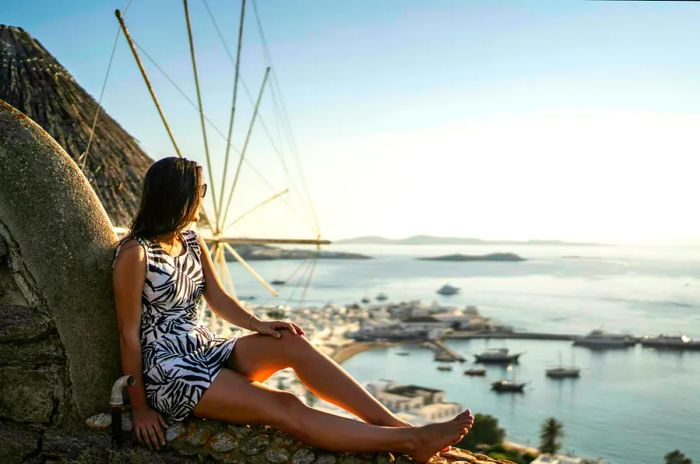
[101,1,329,324]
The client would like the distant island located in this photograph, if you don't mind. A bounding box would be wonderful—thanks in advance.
[225,244,370,261]
[418,253,525,262]
[335,234,611,246]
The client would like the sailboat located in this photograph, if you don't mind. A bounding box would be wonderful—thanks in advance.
[106,0,328,327]
[491,365,526,392]
[546,350,580,379]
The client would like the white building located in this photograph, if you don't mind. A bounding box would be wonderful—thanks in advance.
[364,380,464,425]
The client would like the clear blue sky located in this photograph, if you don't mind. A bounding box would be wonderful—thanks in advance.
[4,0,700,244]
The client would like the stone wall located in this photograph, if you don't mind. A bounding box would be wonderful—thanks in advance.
[0,98,122,462]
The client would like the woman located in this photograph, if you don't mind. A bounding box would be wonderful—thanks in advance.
[112,157,474,463]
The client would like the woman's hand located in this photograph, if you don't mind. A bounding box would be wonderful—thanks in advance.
[132,405,168,450]
[250,319,306,338]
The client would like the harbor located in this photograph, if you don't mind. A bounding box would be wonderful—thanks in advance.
[217,242,700,464]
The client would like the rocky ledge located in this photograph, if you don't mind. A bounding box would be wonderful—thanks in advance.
[81,411,514,464]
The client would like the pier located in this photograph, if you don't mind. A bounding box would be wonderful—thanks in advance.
[425,339,467,362]
[445,330,578,341]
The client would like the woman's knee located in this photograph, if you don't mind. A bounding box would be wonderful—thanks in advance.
[277,329,318,362]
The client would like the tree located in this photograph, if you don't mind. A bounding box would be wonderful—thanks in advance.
[457,413,505,450]
[665,450,693,464]
[539,417,564,455]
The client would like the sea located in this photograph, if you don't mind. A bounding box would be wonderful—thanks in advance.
[226,243,700,464]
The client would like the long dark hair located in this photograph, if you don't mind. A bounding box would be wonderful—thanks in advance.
[118,156,203,246]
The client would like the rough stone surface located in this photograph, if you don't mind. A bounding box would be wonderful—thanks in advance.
[0,420,41,463]
[0,335,65,367]
[80,415,510,464]
[0,366,59,423]
[0,303,53,342]
[0,98,121,423]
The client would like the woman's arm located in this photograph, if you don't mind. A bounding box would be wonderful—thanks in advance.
[196,234,263,329]
[195,234,305,337]
[112,240,167,449]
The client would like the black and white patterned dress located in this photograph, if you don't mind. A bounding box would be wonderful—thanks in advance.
[113,228,237,422]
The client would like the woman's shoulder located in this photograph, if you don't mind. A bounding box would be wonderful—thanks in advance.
[112,237,147,269]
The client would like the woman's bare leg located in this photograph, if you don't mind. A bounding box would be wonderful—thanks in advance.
[226,330,408,426]
[193,368,473,462]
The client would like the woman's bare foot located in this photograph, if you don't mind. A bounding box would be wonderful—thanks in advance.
[377,416,462,454]
[405,410,474,463]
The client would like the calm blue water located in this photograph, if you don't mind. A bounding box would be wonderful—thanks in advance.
[226,243,700,463]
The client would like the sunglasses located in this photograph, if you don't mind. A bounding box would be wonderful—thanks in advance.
[200,183,208,198]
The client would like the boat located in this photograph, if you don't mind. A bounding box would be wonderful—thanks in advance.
[640,334,700,350]
[490,379,526,392]
[271,280,286,286]
[395,351,410,356]
[464,367,486,376]
[360,297,371,304]
[573,329,636,348]
[437,364,453,371]
[546,367,580,379]
[436,284,460,296]
[474,348,523,364]
[545,351,580,379]
[375,293,388,301]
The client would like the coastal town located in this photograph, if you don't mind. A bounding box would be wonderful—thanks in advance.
[200,296,698,464]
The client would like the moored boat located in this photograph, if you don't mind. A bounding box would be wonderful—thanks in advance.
[545,350,580,379]
[436,284,460,296]
[491,379,526,392]
[640,334,700,350]
[546,367,580,379]
[474,348,523,364]
[464,367,486,376]
[573,329,635,348]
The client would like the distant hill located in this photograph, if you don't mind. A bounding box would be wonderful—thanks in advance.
[418,253,525,262]
[335,235,611,246]
[225,244,370,261]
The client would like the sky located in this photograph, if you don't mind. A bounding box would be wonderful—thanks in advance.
[3,0,700,245]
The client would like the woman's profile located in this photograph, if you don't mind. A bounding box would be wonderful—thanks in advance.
[112,156,474,463]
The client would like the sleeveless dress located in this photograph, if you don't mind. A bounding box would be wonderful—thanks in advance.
[113,228,238,422]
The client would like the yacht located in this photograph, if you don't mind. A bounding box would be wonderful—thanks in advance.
[474,348,523,364]
[573,329,635,348]
[640,334,700,350]
[436,284,460,296]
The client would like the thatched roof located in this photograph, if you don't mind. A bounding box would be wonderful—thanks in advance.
[0,24,152,228]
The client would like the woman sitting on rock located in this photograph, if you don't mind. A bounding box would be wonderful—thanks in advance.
[112,157,474,463]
